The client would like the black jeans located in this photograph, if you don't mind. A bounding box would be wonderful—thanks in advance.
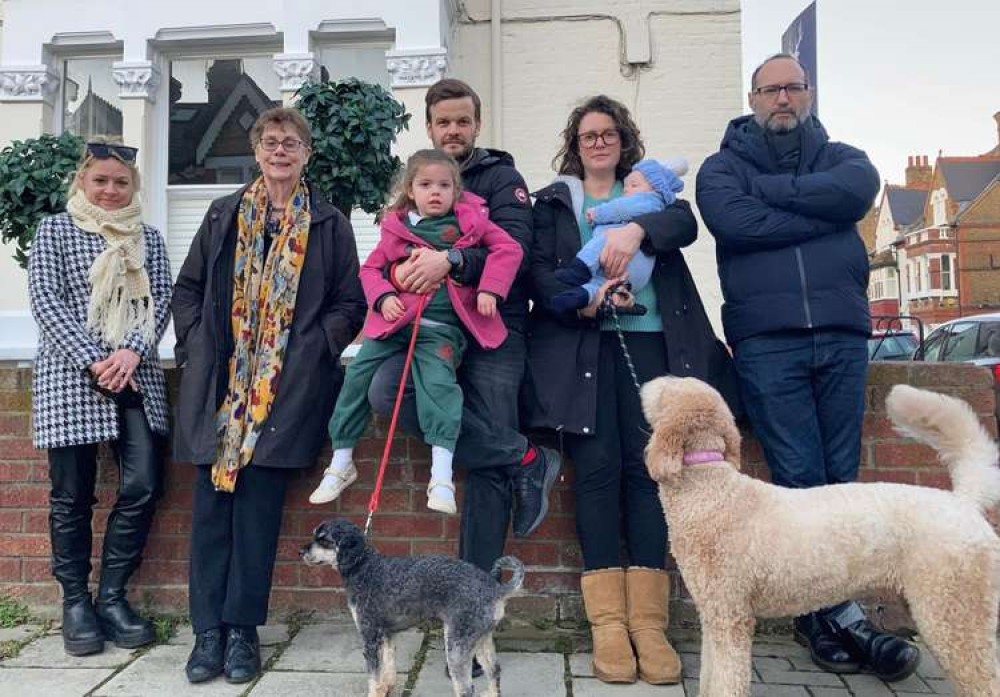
[189,464,290,633]
[368,327,528,572]
[565,332,668,571]
[48,407,163,600]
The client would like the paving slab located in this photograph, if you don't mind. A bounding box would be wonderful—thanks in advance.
[273,623,421,673]
[0,667,115,696]
[3,635,135,668]
[249,671,377,696]
[572,677,684,696]
[92,643,275,697]
[0,625,43,643]
[411,650,564,697]
[840,673,896,696]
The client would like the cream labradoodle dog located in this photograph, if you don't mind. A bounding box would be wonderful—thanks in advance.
[640,376,1000,697]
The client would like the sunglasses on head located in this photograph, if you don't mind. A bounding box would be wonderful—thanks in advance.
[86,142,138,163]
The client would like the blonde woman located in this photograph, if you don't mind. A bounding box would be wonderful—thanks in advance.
[28,137,172,656]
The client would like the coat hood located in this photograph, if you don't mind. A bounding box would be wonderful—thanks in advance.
[720,114,831,174]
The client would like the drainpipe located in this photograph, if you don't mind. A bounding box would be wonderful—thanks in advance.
[491,0,503,148]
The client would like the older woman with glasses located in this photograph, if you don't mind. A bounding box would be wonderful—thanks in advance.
[172,106,365,684]
[28,136,172,656]
[526,95,740,685]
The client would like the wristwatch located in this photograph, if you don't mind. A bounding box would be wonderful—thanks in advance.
[446,248,464,280]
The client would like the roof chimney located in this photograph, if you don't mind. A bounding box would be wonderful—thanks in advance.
[904,154,932,190]
[995,111,1000,147]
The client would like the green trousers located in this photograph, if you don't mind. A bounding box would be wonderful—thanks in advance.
[328,322,467,451]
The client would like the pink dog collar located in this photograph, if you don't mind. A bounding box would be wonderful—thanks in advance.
[682,450,725,465]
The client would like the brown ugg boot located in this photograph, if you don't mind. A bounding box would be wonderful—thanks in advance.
[626,567,682,684]
[581,568,637,683]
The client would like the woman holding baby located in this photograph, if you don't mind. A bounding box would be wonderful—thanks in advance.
[525,95,739,685]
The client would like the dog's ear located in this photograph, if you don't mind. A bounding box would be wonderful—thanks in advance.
[645,427,684,482]
[336,527,367,574]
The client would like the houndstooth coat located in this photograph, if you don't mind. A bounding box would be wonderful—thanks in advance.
[28,212,172,449]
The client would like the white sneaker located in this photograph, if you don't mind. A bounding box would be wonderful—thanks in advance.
[309,462,358,504]
[426,479,457,515]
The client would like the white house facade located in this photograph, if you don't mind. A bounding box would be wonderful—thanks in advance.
[0,0,742,357]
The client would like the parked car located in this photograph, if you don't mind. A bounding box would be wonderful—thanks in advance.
[914,312,1000,417]
[868,330,919,361]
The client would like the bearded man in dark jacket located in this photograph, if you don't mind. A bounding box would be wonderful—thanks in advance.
[367,79,561,575]
[696,54,921,683]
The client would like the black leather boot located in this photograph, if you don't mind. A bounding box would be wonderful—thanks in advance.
[61,593,105,656]
[224,626,261,684]
[48,444,104,656]
[96,408,162,649]
[793,612,860,673]
[95,569,155,649]
[836,619,921,682]
[186,627,226,683]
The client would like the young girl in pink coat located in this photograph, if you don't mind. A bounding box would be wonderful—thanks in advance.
[310,149,523,514]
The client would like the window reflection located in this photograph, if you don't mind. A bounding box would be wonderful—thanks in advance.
[168,57,281,185]
[63,58,123,139]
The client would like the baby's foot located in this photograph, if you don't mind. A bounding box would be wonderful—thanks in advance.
[554,258,591,286]
[309,461,358,504]
[551,287,591,313]
[426,480,457,515]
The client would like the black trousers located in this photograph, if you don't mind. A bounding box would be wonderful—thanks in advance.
[189,464,290,633]
[564,332,668,571]
[48,407,163,601]
[368,328,528,572]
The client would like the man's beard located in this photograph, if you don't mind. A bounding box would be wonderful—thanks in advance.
[756,108,808,133]
[439,140,474,163]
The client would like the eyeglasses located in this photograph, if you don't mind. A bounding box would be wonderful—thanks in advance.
[753,83,809,99]
[86,142,138,162]
[258,138,307,153]
[577,129,620,149]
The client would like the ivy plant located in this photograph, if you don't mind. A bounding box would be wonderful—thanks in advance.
[296,78,411,218]
[0,132,85,268]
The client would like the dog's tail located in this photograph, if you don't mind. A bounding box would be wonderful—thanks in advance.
[887,384,1000,511]
[491,556,525,598]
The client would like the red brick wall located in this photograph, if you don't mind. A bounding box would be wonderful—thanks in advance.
[0,363,995,624]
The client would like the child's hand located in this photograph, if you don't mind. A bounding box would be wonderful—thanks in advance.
[586,208,595,224]
[381,295,405,322]
[477,292,497,318]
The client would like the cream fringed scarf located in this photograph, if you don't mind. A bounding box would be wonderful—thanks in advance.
[66,190,155,347]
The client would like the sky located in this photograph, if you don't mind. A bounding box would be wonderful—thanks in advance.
[741,0,1000,187]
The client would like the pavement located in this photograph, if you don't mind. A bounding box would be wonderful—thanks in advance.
[0,621,959,696]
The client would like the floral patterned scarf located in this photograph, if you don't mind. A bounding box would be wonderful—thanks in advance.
[212,177,311,492]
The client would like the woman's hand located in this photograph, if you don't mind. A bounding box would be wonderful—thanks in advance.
[599,222,645,278]
[477,292,497,318]
[380,295,406,322]
[394,248,449,294]
[578,277,631,318]
[93,349,141,392]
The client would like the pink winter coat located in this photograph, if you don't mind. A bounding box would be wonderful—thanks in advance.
[359,192,524,349]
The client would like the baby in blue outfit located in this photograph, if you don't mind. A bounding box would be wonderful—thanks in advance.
[553,157,688,314]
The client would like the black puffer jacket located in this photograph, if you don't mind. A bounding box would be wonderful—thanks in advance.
[524,178,740,435]
[451,148,534,331]
[171,186,366,468]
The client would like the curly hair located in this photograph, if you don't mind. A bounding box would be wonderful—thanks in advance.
[552,95,645,181]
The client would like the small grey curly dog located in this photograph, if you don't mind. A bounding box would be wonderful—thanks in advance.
[301,518,524,697]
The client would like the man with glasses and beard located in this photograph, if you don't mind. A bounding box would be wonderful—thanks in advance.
[367,79,560,626]
[695,54,922,682]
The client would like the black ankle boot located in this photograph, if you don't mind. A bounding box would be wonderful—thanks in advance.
[186,627,226,683]
[61,594,105,656]
[793,612,860,673]
[836,619,921,682]
[224,626,261,684]
[96,570,155,649]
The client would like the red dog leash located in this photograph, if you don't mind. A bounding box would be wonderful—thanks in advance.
[364,293,429,537]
